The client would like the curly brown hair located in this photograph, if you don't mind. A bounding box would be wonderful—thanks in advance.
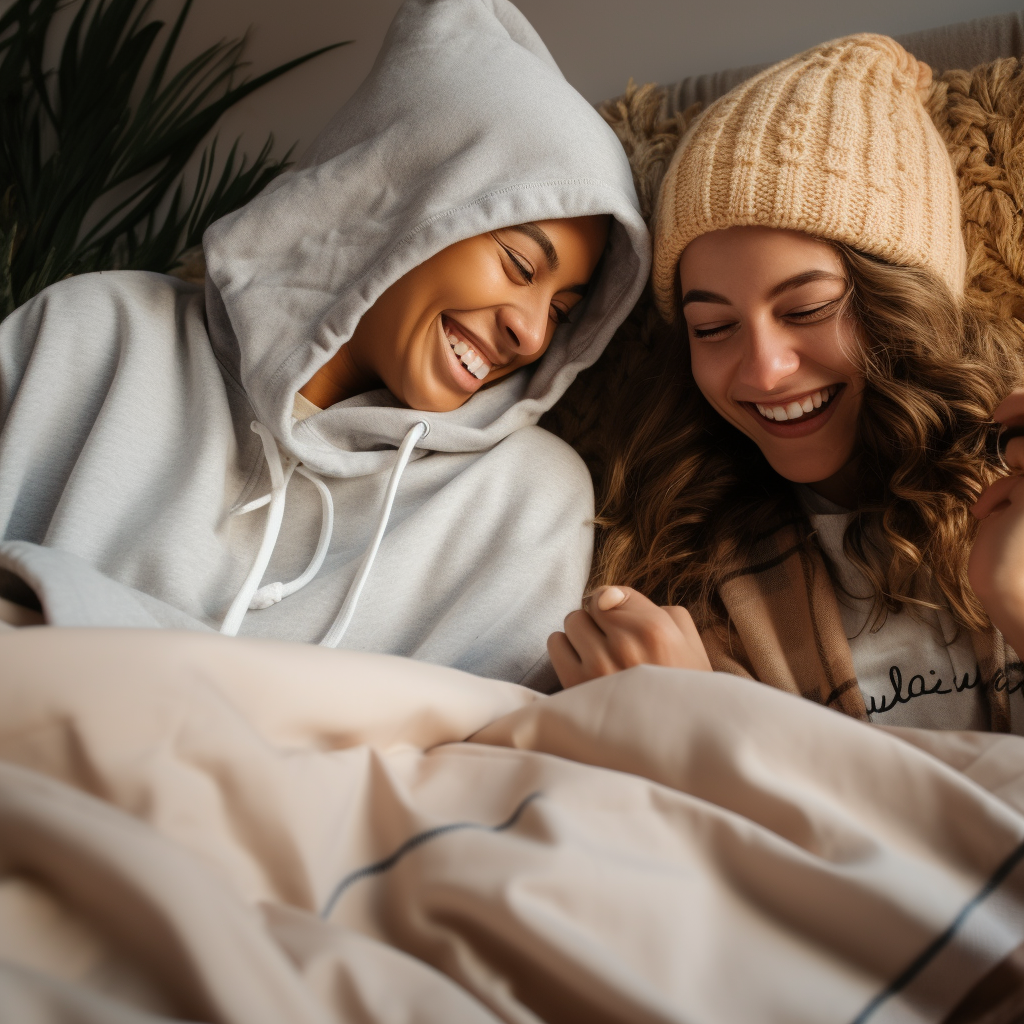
[593,243,1024,639]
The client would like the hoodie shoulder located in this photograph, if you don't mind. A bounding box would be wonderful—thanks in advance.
[23,269,198,307]
[492,423,594,507]
[4,271,200,357]
[1,271,210,425]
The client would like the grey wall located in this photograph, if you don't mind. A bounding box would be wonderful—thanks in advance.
[53,0,1024,168]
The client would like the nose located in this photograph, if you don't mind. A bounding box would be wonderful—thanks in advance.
[497,296,549,357]
[735,314,801,393]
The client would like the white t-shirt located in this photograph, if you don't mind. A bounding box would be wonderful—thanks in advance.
[797,487,1007,731]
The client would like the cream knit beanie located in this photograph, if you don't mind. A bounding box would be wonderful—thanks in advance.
[652,34,966,320]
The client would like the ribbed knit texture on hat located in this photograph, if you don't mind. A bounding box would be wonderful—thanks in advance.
[652,34,967,320]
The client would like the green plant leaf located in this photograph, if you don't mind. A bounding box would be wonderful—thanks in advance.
[0,0,350,317]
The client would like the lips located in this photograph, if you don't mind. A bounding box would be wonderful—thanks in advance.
[442,316,492,380]
[754,385,838,423]
[740,383,847,438]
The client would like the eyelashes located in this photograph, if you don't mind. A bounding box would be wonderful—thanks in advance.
[690,299,843,339]
[500,242,534,284]
[787,297,843,323]
[497,237,572,326]
[691,323,733,339]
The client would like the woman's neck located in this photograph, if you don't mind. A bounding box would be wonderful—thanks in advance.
[807,458,859,510]
[299,340,379,409]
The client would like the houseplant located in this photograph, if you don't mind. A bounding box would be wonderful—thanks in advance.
[0,0,347,316]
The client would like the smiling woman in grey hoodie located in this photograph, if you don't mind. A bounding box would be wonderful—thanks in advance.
[0,0,649,687]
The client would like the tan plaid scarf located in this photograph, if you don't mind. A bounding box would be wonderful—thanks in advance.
[701,524,1016,732]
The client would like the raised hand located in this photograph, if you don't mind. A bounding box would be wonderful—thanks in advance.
[970,389,1024,656]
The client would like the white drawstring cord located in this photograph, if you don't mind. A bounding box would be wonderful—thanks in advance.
[222,418,428,644]
[220,422,296,636]
[320,420,428,648]
[249,465,335,609]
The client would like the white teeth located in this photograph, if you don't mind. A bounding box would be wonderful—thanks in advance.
[755,386,836,422]
[444,324,491,380]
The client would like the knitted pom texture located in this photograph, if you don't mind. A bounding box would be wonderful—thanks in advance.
[652,34,967,320]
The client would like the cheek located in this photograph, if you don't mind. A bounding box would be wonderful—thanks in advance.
[824,317,864,378]
[688,344,727,406]
[421,244,505,310]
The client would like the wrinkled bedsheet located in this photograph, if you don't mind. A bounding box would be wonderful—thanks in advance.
[2,628,1024,1023]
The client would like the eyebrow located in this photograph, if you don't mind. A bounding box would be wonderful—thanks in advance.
[507,222,559,271]
[680,269,847,308]
[680,288,729,308]
[766,269,846,299]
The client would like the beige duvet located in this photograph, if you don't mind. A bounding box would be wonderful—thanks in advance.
[2,628,1024,1023]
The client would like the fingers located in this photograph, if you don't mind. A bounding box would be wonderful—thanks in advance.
[587,586,628,612]
[969,470,1024,656]
[547,630,585,688]
[563,606,610,649]
[586,587,678,664]
[552,586,712,688]
[973,474,1020,520]
[992,389,1024,426]
[563,606,624,678]
[586,587,711,671]
[584,586,658,631]
[1004,434,1024,473]
[663,605,713,672]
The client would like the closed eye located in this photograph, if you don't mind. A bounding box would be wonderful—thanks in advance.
[551,304,572,326]
[691,320,737,340]
[496,237,535,284]
[785,298,842,323]
[690,298,843,339]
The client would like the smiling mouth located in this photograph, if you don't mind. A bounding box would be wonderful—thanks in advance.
[442,316,492,380]
[750,384,841,424]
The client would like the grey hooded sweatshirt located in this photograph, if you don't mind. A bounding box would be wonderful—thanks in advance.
[0,0,648,685]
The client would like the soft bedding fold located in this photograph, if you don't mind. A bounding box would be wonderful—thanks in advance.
[2,628,1024,1022]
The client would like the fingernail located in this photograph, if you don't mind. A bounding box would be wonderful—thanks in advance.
[596,586,627,611]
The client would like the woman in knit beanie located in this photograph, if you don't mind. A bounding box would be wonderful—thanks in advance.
[547,34,1024,733]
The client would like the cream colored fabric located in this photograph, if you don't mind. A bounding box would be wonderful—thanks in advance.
[652,33,968,319]
[291,392,322,422]
[4,628,1024,1022]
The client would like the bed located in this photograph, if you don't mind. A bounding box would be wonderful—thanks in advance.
[5,627,1024,1023]
[5,10,1024,1023]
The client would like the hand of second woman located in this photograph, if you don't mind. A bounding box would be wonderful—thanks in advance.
[970,389,1024,656]
[547,586,713,689]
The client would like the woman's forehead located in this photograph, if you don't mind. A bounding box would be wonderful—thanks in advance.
[680,228,845,291]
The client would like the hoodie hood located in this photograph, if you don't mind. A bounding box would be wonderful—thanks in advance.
[203,0,649,478]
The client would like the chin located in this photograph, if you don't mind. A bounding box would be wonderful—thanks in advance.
[766,456,848,486]
[405,387,469,414]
